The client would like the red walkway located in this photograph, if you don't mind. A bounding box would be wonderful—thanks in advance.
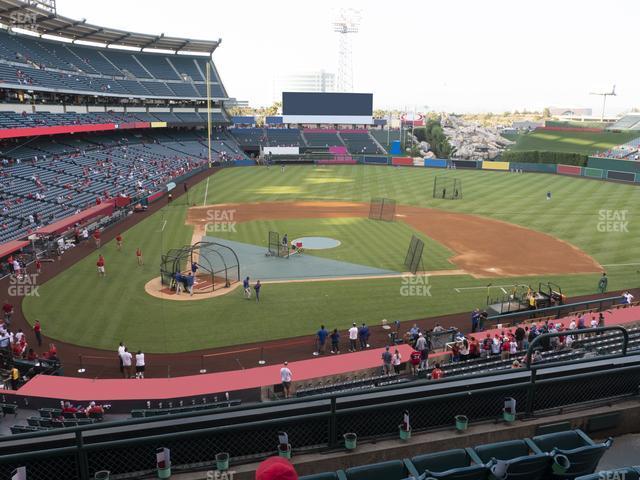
[11,306,640,403]
[15,344,414,402]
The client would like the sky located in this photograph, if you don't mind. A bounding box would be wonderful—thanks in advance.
[54,0,640,113]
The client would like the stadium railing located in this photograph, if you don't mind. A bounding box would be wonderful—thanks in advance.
[0,348,639,479]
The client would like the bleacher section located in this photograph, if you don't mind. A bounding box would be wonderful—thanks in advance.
[0,29,224,99]
[304,129,343,148]
[593,136,640,160]
[340,130,385,154]
[0,130,246,243]
[265,128,304,147]
[370,128,401,148]
[608,114,640,131]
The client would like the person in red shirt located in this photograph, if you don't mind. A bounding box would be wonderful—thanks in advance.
[431,363,444,380]
[35,258,41,274]
[2,300,13,325]
[33,320,42,347]
[93,229,101,249]
[409,350,421,376]
[96,255,106,277]
[62,402,78,414]
[136,247,143,266]
[116,234,123,251]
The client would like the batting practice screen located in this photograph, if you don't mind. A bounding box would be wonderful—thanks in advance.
[433,176,462,200]
[404,235,425,274]
[369,198,396,222]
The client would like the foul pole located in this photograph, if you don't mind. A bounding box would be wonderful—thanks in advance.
[206,63,212,168]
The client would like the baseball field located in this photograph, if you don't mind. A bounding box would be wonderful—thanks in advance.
[508,129,639,155]
[22,165,640,353]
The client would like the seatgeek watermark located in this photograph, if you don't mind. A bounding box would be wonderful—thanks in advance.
[597,472,627,480]
[9,12,39,32]
[400,274,432,297]
[597,209,629,233]
[7,274,39,297]
[205,471,237,480]
[205,209,237,233]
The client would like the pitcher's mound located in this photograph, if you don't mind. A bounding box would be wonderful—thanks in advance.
[292,236,341,250]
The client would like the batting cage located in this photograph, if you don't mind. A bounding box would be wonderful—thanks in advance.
[160,241,240,293]
[433,176,462,200]
[267,231,289,258]
[404,234,425,274]
[369,197,397,222]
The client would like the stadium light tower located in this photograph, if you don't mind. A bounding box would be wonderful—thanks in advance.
[590,85,616,122]
[333,9,361,92]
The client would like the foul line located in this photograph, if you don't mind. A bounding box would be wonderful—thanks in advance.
[159,220,167,232]
[454,284,516,293]
[203,177,210,207]
[602,263,640,267]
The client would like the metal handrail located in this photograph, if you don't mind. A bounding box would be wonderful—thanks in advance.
[525,326,630,367]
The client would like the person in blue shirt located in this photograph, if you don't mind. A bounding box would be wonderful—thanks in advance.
[174,272,184,295]
[243,276,251,299]
[315,325,328,355]
[358,323,370,349]
[330,329,340,354]
[191,262,198,277]
[471,309,481,333]
[185,272,195,296]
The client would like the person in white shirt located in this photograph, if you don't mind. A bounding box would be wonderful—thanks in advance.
[348,323,359,352]
[117,342,126,376]
[623,291,634,304]
[82,228,89,242]
[280,362,292,398]
[135,351,145,379]
[120,347,133,378]
[569,319,577,330]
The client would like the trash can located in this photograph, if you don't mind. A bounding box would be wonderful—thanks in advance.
[343,432,358,450]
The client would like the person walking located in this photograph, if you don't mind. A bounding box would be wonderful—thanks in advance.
[330,328,340,354]
[135,350,145,379]
[116,234,123,251]
[598,272,608,294]
[280,362,292,399]
[117,342,126,376]
[2,300,14,325]
[136,247,143,266]
[314,325,328,356]
[381,346,393,375]
[93,229,101,249]
[186,272,195,296]
[254,280,262,302]
[96,255,106,277]
[415,333,429,370]
[33,320,42,347]
[348,323,358,352]
[243,276,251,299]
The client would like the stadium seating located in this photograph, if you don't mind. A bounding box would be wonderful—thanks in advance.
[530,430,613,479]
[266,128,305,147]
[304,130,343,148]
[469,439,549,480]
[0,29,222,99]
[408,449,485,479]
[340,131,385,154]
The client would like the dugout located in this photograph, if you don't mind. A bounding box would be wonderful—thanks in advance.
[160,241,239,293]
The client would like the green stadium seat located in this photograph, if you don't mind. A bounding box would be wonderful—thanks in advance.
[469,439,550,480]
[340,459,412,480]
[530,429,613,479]
[1,403,18,416]
[576,467,640,480]
[407,448,487,480]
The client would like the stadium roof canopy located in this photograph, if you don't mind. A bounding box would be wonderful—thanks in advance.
[0,0,220,54]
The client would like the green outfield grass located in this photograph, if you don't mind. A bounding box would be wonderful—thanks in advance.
[23,166,640,353]
[508,130,639,155]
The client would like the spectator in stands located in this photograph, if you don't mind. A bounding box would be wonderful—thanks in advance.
[409,349,421,375]
[135,350,145,379]
[255,456,298,480]
[330,328,340,354]
[62,402,78,414]
[280,362,292,399]
[431,363,444,380]
[2,299,13,325]
[348,323,358,352]
[468,336,480,358]
[26,348,37,361]
[10,366,19,390]
[85,401,105,416]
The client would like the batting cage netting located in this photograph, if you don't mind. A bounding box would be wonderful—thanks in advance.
[268,231,289,258]
[368,197,397,222]
[160,241,240,292]
[433,176,462,200]
[404,234,425,274]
